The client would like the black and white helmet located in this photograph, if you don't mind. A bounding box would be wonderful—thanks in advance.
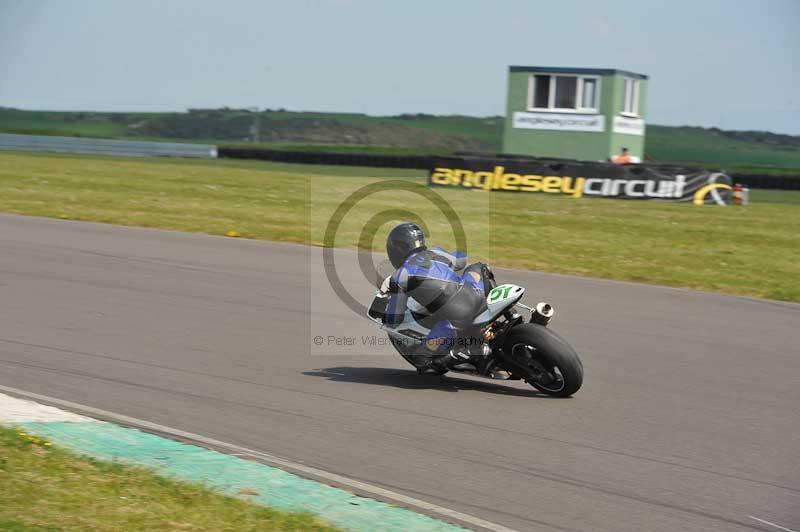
[386,222,426,268]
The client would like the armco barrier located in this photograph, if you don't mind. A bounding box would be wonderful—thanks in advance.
[0,133,217,158]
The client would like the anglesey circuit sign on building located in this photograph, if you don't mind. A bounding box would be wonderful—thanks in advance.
[612,116,645,136]
[512,112,606,133]
[428,157,731,205]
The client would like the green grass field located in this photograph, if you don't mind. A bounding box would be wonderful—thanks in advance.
[0,425,336,532]
[645,125,800,170]
[3,108,800,172]
[0,108,133,138]
[1,151,798,301]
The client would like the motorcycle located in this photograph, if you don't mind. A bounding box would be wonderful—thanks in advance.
[367,273,583,397]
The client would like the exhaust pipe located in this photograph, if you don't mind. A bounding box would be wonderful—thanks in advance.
[529,302,555,326]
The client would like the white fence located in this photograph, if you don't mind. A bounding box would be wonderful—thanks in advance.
[0,133,217,158]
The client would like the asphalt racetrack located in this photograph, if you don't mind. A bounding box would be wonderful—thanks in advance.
[1,213,798,532]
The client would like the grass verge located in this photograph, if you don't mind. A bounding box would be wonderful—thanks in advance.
[0,151,798,301]
[0,425,337,531]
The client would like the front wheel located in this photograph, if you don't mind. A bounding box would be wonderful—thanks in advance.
[502,324,583,397]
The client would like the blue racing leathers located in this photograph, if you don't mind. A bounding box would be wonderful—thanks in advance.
[383,247,487,353]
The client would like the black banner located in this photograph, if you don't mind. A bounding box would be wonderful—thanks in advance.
[219,146,434,169]
[216,147,797,191]
[428,156,732,204]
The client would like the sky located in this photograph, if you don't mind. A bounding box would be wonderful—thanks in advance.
[1,0,798,134]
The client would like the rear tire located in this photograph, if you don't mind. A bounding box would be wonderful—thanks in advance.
[503,324,583,397]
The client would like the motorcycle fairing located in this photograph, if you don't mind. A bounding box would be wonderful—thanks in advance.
[472,284,525,326]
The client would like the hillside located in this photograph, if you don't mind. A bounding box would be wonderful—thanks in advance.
[2,107,799,171]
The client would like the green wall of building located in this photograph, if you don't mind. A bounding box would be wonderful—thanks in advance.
[608,76,647,158]
[502,67,648,162]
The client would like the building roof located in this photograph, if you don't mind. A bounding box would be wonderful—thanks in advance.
[509,66,648,80]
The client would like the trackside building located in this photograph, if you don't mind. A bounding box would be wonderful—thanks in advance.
[502,66,648,161]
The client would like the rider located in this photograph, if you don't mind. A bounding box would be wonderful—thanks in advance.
[382,222,495,373]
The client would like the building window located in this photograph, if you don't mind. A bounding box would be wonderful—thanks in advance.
[529,74,599,112]
[623,78,640,116]
[555,76,577,108]
[581,78,597,109]
[533,75,550,108]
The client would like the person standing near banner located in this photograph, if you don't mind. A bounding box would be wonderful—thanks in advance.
[612,147,633,164]
[612,147,634,164]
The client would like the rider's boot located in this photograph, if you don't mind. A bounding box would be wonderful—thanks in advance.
[414,345,470,374]
[415,320,461,374]
[439,347,472,369]
[416,347,471,374]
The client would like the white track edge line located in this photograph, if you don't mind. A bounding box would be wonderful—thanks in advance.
[0,384,518,532]
[749,516,800,532]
